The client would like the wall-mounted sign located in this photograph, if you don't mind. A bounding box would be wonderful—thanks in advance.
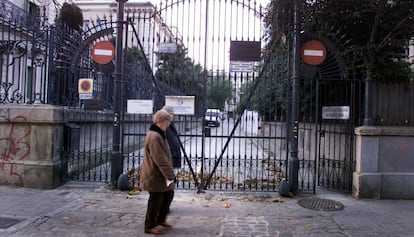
[322,106,350,120]
[165,96,195,115]
[230,61,254,72]
[127,100,153,114]
[230,41,261,61]
[159,43,177,54]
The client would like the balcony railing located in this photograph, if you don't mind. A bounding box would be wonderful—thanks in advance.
[0,0,41,30]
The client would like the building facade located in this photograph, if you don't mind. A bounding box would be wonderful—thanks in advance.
[71,0,180,72]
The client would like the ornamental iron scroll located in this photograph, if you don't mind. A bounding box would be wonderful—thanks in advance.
[0,41,27,66]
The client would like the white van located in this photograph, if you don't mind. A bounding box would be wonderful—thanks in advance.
[204,109,221,127]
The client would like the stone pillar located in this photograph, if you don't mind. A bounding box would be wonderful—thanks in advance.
[353,126,414,199]
[0,104,65,188]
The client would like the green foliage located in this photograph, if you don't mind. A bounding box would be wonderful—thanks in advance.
[123,46,154,101]
[263,0,292,49]
[305,0,414,81]
[155,44,206,113]
[59,3,83,31]
[125,46,147,67]
[237,80,254,114]
[237,47,290,121]
[264,0,414,81]
[256,0,414,121]
[156,44,195,85]
[206,73,232,109]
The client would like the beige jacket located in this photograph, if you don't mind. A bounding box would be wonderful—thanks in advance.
[140,124,175,192]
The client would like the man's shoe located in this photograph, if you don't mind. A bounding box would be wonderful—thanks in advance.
[159,222,173,228]
[145,228,163,235]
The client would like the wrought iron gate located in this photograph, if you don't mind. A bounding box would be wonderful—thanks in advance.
[61,0,358,194]
[293,32,363,193]
[118,0,289,192]
[315,79,361,193]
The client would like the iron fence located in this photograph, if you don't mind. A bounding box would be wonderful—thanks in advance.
[1,0,413,125]
[2,0,414,194]
[0,0,48,104]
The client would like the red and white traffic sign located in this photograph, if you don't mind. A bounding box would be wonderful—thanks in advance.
[301,40,327,66]
[91,41,115,65]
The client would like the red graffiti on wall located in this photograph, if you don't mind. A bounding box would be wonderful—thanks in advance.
[392,139,408,151]
[0,115,31,185]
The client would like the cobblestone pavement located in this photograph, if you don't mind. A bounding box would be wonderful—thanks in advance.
[1,182,413,237]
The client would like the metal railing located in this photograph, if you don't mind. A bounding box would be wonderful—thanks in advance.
[0,0,48,104]
[0,0,41,30]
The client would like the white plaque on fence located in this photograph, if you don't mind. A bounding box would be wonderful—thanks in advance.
[159,43,177,54]
[322,106,350,120]
[127,99,153,114]
[79,93,93,100]
[165,96,195,115]
[230,61,254,72]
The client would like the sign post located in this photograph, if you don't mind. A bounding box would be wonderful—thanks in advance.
[286,0,301,197]
[112,0,127,188]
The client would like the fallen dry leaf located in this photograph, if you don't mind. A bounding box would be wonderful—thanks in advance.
[222,202,231,208]
[273,197,284,203]
[129,188,140,195]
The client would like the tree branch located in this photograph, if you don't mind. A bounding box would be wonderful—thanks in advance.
[369,0,386,44]
[378,11,414,50]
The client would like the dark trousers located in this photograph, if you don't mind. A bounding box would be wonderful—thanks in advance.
[144,190,174,230]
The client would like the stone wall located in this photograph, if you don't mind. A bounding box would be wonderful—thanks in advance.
[353,126,414,199]
[4,104,412,198]
[0,105,65,188]
[0,105,199,188]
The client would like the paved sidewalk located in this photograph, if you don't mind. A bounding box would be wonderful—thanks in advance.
[1,182,413,237]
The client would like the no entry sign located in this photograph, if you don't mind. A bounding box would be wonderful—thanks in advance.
[91,41,115,65]
[301,40,327,66]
